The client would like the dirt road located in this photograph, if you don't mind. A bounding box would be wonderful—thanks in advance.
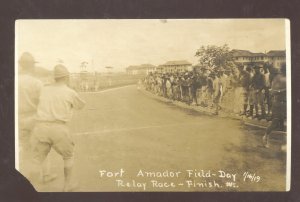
[24,85,286,192]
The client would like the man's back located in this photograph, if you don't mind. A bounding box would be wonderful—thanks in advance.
[19,74,43,115]
[252,73,265,90]
[240,71,251,89]
[36,84,85,123]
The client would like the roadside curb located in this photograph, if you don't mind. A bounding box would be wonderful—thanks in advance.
[139,88,215,116]
[139,88,286,135]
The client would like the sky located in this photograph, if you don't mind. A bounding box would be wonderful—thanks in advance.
[16,19,287,73]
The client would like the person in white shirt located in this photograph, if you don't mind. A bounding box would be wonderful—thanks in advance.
[31,64,85,191]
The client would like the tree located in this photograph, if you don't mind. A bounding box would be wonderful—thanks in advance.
[195,44,235,70]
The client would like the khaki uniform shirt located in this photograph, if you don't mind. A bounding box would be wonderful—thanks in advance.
[19,73,43,131]
[36,83,85,123]
[19,74,43,115]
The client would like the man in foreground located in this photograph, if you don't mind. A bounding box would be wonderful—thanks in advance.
[31,64,85,191]
[18,52,42,155]
[18,52,56,183]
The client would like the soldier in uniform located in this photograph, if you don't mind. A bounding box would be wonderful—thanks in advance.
[262,64,286,148]
[161,73,167,97]
[30,64,85,191]
[18,52,42,154]
[206,72,215,108]
[190,72,199,105]
[199,68,209,107]
[166,76,172,99]
[178,74,184,101]
[213,70,223,115]
[250,66,266,119]
[183,72,192,104]
[18,52,56,183]
[240,66,252,115]
[263,67,272,115]
[180,73,187,103]
[174,75,182,101]
[247,68,256,117]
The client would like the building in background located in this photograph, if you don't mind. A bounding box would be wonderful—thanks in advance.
[192,63,207,72]
[140,64,157,74]
[231,49,285,69]
[126,65,141,75]
[126,64,156,75]
[266,50,286,69]
[231,49,268,67]
[156,60,192,73]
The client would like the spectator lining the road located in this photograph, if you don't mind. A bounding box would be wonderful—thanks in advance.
[142,63,284,124]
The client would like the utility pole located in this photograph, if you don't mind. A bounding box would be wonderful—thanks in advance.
[105,66,113,86]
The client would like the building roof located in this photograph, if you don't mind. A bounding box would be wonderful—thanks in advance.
[231,49,254,57]
[126,64,156,70]
[139,64,156,69]
[231,50,266,57]
[126,65,140,70]
[232,49,286,58]
[267,50,286,57]
[252,53,266,57]
[193,63,202,67]
[162,60,192,66]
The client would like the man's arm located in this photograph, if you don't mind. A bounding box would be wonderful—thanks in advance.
[72,92,86,110]
[33,79,44,106]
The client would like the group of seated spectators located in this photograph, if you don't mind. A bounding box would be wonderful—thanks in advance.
[142,64,286,121]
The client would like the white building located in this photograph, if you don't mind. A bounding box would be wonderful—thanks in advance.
[266,50,286,69]
[126,64,156,75]
[156,60,192,73]
[231,49,285,69]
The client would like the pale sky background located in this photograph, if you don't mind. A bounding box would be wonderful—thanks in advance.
[16,19,287,73]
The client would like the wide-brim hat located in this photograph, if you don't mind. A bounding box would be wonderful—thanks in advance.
[54,64,70,78]
[19,52,38,64]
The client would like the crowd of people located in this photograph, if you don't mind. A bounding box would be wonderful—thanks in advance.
[143,63,287,149]
[142,63,286,123]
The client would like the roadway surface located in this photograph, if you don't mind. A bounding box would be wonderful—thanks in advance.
[23,85,286,192]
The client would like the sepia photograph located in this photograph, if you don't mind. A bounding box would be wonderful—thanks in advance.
[15,19,291,192]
